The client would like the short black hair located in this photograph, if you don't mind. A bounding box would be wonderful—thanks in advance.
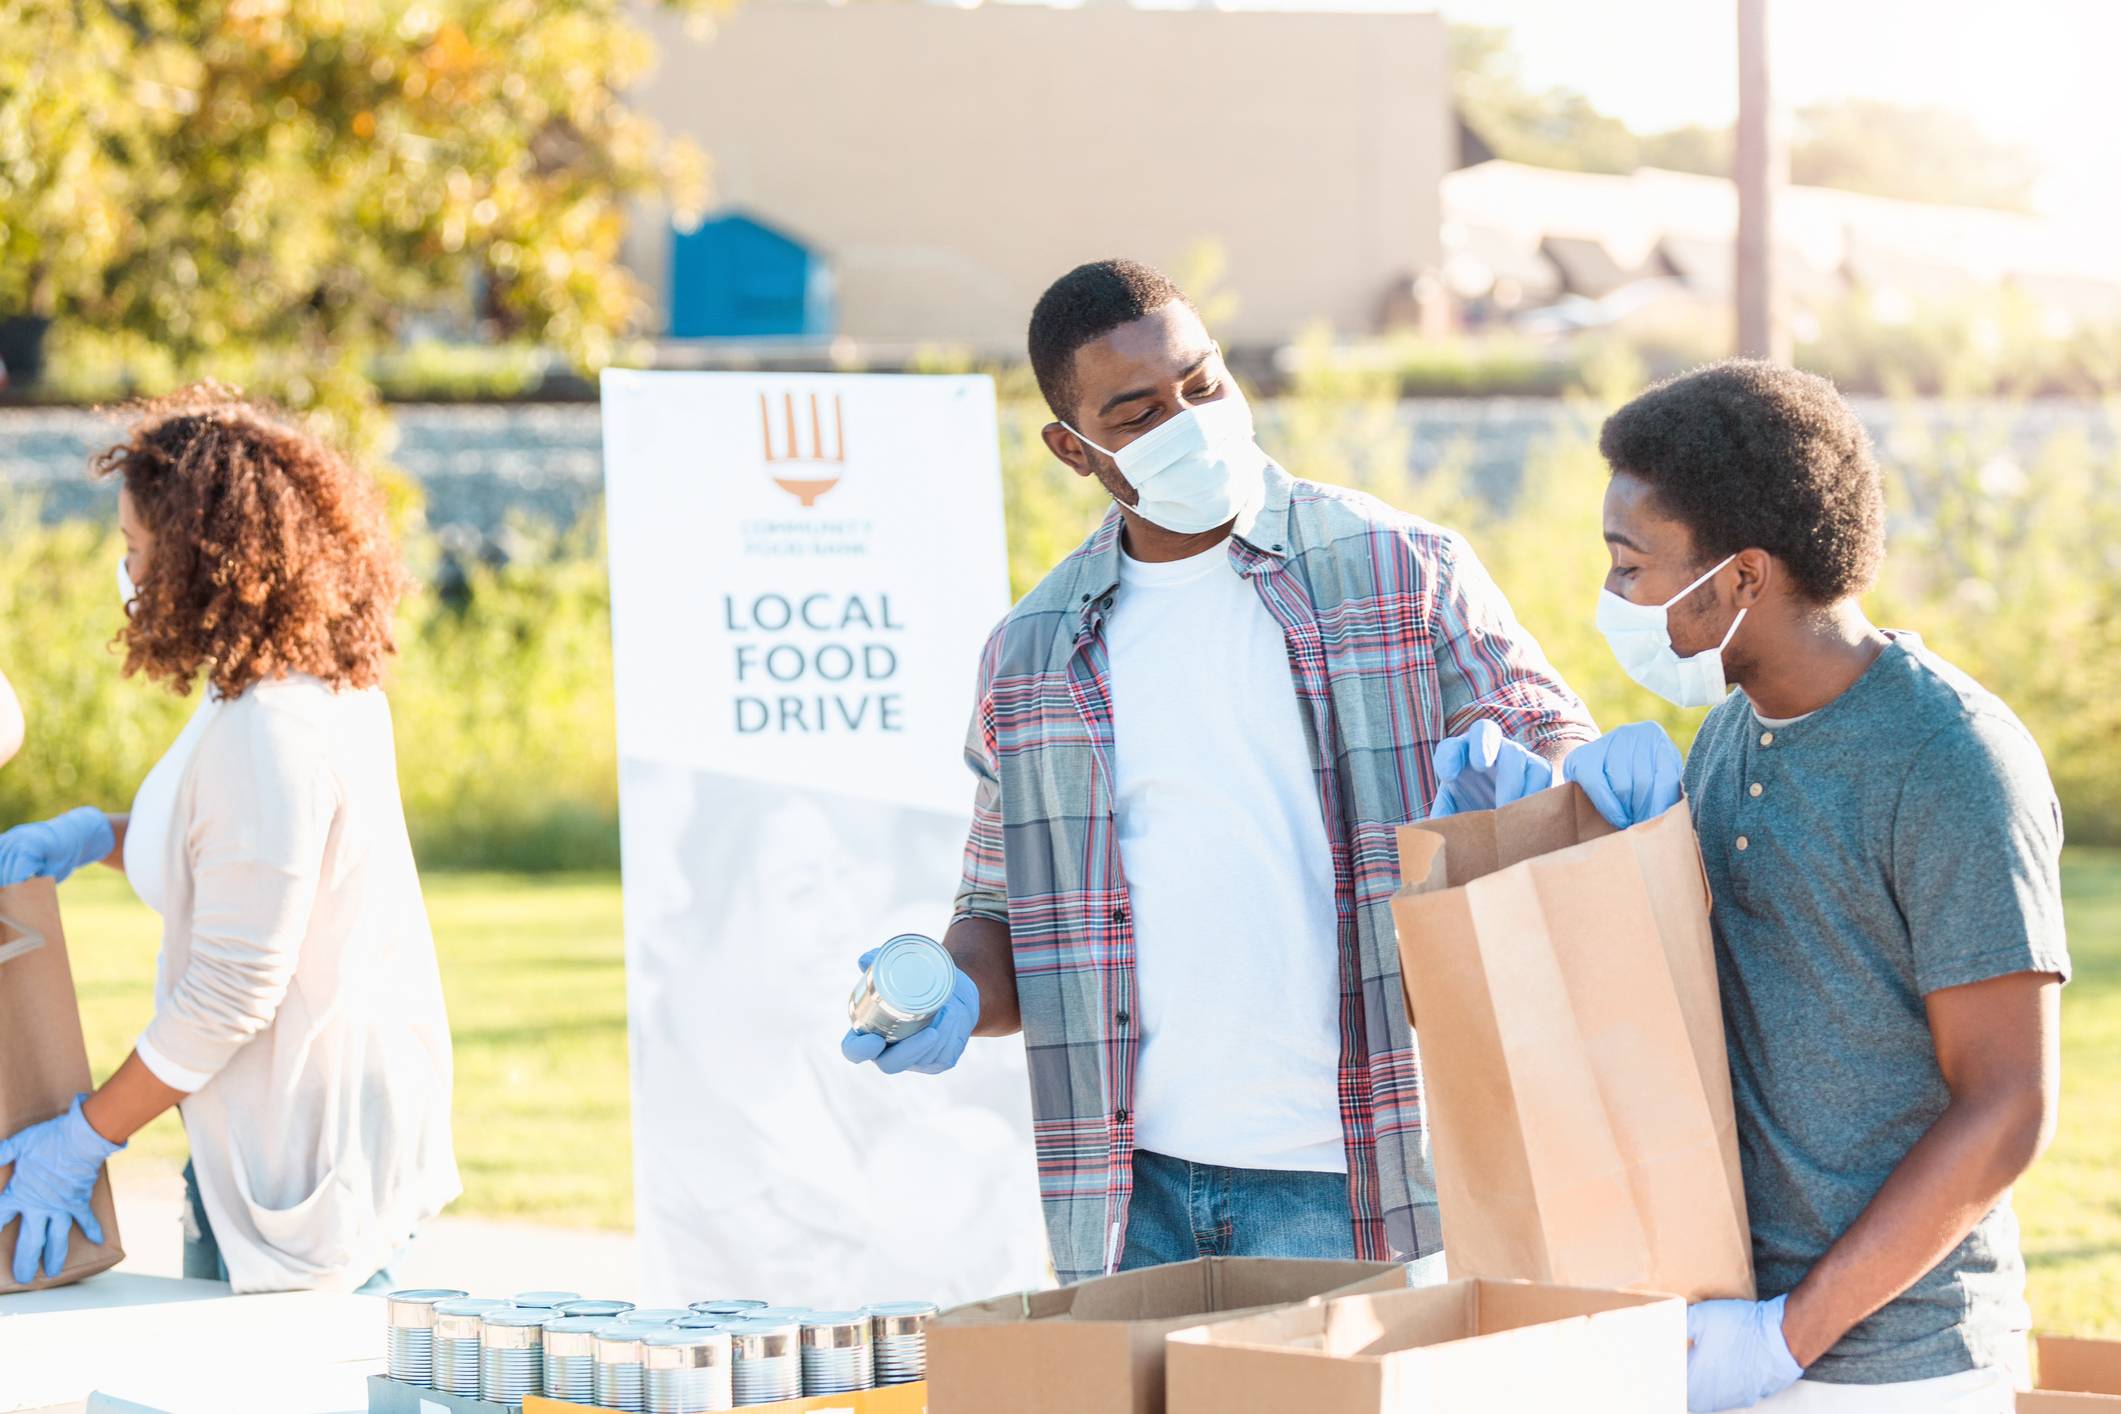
[1599,360,1885,603]
[1027,259,1193,422]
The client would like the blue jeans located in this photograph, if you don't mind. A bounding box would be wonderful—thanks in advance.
[1117,1149,1357,1271]
[181,1160,398,1293]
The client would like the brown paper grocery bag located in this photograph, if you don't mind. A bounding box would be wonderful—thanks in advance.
[0,877,125,1293]
[1391,785,1752,1303]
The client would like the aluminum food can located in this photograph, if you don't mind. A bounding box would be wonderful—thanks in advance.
[480,1307,551,1402]
[432,1298,509,1398]
[847,934,953,1042]
[643,1327,735,1413]
[863,1300,940,1385]
[544,1315,610,1401]
[383,1288,469,1387]
[799,1310,876,1395]
[726,1317,803,1407]
[594,1321,661,1413]
[627,1308,695,1326]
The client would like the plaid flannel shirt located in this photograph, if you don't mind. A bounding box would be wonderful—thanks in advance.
[952,464,1595,1283]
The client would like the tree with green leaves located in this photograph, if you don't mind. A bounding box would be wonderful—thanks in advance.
[0,0,708,453]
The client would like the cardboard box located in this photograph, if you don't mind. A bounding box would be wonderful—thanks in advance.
[926,1257,1406,1414]
[371,1378,928,1413]
[2022,1335,2121,1410]
[0,878,125,1294]
[1165,1277,1685,1413]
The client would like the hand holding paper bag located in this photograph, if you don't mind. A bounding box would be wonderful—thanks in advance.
[1391,783,1754,1304]
[0,1094,122,1283]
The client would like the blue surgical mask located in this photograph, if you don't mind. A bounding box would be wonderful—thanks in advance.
[1066,396,1268,535]
[1596,555,1747,708]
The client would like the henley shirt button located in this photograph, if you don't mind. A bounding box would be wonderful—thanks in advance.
[1759,731,1775,747]
[1115,1010,1130,1026]
[1749,782,1764,798]
[1736,835,1750,851]
[1115,1108,1130,1124]
[1111,906,1127,924]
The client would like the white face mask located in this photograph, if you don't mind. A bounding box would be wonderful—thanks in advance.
[117,555,139,613]
[1596,554,1747,709]
[1066,395,1268,534]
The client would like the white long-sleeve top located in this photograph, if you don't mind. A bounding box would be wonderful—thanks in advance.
[125,675,460,1292]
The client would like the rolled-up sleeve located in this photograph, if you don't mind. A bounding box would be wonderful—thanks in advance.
[1431,531,1597,758]
[136,711,336,1091]
[950,622,1009,927]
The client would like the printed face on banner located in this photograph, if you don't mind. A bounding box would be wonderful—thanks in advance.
[601,371,1009,814]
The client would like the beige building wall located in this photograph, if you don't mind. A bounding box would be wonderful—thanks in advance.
[627,1,1450,350]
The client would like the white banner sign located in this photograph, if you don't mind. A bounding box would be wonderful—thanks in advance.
[601,370,1048,1308]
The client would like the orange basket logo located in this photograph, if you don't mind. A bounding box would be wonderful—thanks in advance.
[761,391,845,507]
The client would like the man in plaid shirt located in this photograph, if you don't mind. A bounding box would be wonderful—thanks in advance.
[843,260,1595,1283]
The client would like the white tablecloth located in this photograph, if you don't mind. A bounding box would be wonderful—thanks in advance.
[0,1272,381,1414]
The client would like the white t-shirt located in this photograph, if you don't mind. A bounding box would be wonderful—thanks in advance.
[1104,538,1347,1173]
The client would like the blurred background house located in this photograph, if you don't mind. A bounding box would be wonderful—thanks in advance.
[622,0,1453,354]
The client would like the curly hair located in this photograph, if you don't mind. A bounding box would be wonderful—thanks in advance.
[1028,259,1194,421]
[1598,360,1886,603]
[94,384,409,700]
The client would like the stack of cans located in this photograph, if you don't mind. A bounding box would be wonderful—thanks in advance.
[544,1315,611,1402]
[384,1288,468,1387]
[383,1284,940,1405]
[643,1327,735,1413]
[727,1317,803,1406]
[799,1311,876,1394]
[432,1297,508,1397]
[866,1301,940,1385]
[593,1322,656,1413]
[480,1306,551,1404]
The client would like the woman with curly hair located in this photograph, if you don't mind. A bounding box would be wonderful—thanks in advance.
[0,385,459,1292]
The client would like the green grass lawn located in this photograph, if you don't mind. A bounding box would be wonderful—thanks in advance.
[67,869,635,1230]
[58,851,2121,1335]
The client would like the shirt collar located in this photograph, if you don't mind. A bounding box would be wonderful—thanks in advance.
[1070,462,1295,628]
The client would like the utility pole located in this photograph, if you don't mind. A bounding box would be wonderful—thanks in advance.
[1735,0,1789,361]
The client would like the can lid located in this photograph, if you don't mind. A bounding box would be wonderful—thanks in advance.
[434,1296,509,1317]
[482,1307,555,1329]
[874,935,953,1013]
[511,1289,582,1308]
[688,1299,768,1315]
[624,1307,692,1325]
[558,1299,636,1318]
[673,1313,725,1329]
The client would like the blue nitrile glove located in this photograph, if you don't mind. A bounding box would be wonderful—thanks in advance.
[1562,721,1685,830]
[840,948,980,1076]
[0,1095,124,1285]
[0,807,116,888]
[1686,1295,1805,1412]
[1429,718,1554,818]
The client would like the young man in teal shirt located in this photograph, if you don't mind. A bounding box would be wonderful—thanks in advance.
[1445,361,2067,1412]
